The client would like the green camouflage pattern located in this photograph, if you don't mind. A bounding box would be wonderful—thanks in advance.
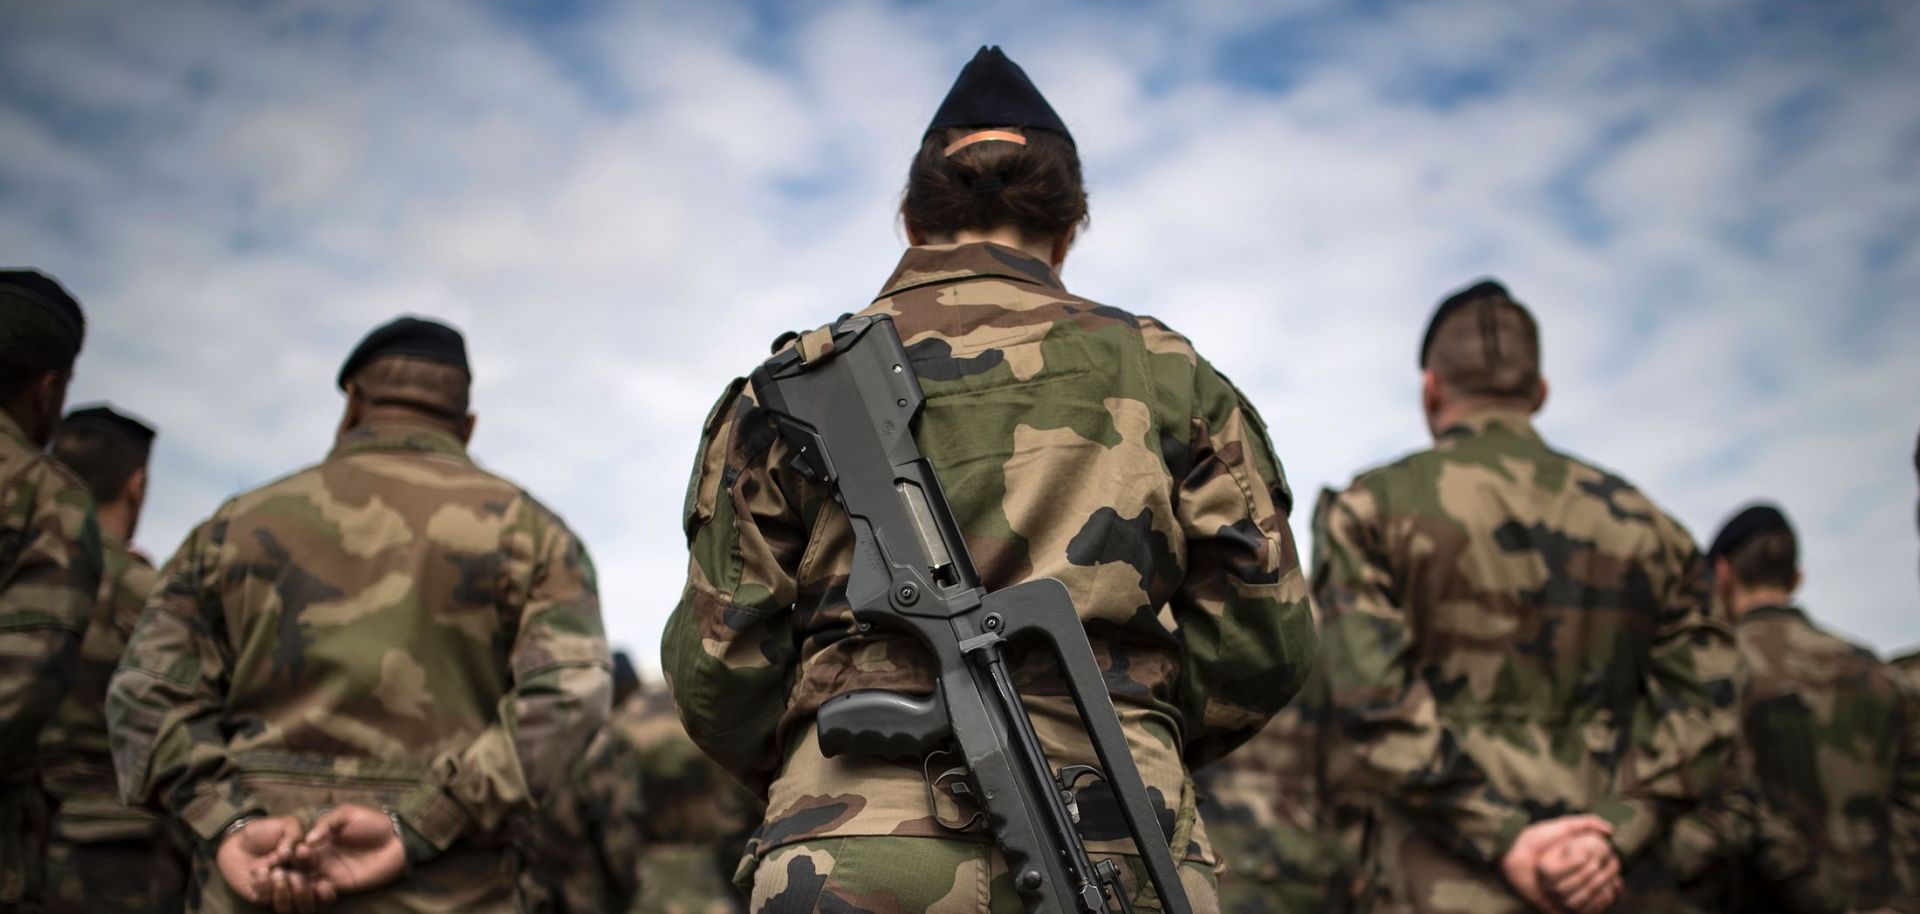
[107,422,612,913]
[744,836,1220,914]
[525,686,762,914]
[0,409,103,908]
[661,241,1315,883]
[1723,606,1918,911]
[1312,410,1740,913]
[1195,661,1368,914]
[38,535,188,912]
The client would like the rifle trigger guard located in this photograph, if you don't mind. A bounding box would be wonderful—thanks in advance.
[1055,765,1106,825]
[923,750,982,833]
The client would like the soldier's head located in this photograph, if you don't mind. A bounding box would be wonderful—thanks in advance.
[336,316,474,443]
[902,47,1086,268]
[1708,502,1801,616]
[0,270,86,446]
[51,405,156,542]
[1418,279,1546,439]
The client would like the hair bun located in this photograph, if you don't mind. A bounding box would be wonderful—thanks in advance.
[970,174,1005,196]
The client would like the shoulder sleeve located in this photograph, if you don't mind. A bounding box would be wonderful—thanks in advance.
[1601,511,1740,859]
[0,458,102,778]
[107,511,267,841]
[1167,345,1315,768]
[661,379,807,792]
[1313,476,1530,865]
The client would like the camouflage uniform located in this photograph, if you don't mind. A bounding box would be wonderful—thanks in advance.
[1715,605,1919,912]
[0,410,102,911]
[1195,662,1370,914]
[38,533,187,913]
[526,686,763,914]
[1888,648,1920,910]
[1313,410,1740,914]
[107,423,613,914]
[661,242,1317,912]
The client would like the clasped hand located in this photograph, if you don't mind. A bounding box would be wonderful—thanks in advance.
[1500,814,1624,914]
[215,804,408,913]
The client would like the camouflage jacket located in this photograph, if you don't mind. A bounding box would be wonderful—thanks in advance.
[1731,605,1918,912]
[1312,410,1739,872]
[662,242,1316,862]
[0,409,102,784]
[107,423,612,857]
[528,687,762,914]
[38,533,166,842]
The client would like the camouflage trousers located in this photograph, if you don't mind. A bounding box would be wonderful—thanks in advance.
[747,837,1219,914]
[43,836,187,914]
[636,845,748,914]
[0,782,51,912]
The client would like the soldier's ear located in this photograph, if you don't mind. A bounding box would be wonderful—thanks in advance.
[1530,376,1549,415]
[123,464,149,510]
[458,413,476,445]
[338,383,365,438]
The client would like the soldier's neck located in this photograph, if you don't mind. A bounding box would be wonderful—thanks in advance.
[937,228,1061,267]
[94,496,136,544]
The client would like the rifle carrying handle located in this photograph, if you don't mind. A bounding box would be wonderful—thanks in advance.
[816,689,951,761]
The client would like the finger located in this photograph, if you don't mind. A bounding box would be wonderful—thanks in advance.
[1547,854,1603,895]
[1563,863,1622,914]
[314,878,339,907]
[303,810,344,848]
[292,871,318,914]
[270,867,293,914]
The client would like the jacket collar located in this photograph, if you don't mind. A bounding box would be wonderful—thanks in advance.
[0,410,31,449]
[1439,408,1542,444]
[1740,603,1808,626]
[875,242,1066,301]
[329,423,470,462]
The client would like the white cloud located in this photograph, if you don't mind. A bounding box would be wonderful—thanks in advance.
[2,0,1916,674]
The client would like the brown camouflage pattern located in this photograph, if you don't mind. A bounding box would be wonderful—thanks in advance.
[525,686,762,914]
[1312,410,1740,913]
[744,836,1220,914]
[38,535,188,912]
[1195,659,1369,914]
[1714,606,1918,912]
[107,422,612,913]
[0,409,103,908]
[661,241,1315,887]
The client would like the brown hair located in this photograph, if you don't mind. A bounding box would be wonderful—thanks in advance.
[902,127,1088,244]
[1725,529,1798,591]
[1426,291,1541,400]
[348,355,470,418]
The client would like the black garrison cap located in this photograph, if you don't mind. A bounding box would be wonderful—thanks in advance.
[337,316,469,390]
[1707,502,1794,562]
[61,404,157,447]
[0,269,86,345]
[926,46,1073,145]
[1420,278,1514,368]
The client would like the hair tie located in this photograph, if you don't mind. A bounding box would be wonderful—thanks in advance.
[970,175,1005,196]
[943,129,1028,157]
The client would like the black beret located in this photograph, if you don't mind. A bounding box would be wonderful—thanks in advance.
[1420,278,1514,368]
[1707,502,1794,563]
[0,269,85,346]
[60,403,157,447]
[337,316,469,390]
[927,46,1073,146]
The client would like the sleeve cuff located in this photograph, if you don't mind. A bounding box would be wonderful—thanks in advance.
[394,784,473,862]
[179,782,268,845]
[1594,796,1660,860]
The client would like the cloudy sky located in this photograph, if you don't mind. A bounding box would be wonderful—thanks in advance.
[4,0,1916,669]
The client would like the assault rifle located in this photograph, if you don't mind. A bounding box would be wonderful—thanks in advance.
[750,314,1192,914]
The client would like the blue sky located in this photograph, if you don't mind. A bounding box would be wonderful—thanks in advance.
[2,0,1916,669]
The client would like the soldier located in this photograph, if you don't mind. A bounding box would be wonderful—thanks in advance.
[107,316,613,913]
[0,270,103,913]
[529,666,763,914]
[1313,279,1741,914]
[40,406,188,913]
[1195,662,1368,914]
[1703,503,1919,912]
[662,46,1315,913]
